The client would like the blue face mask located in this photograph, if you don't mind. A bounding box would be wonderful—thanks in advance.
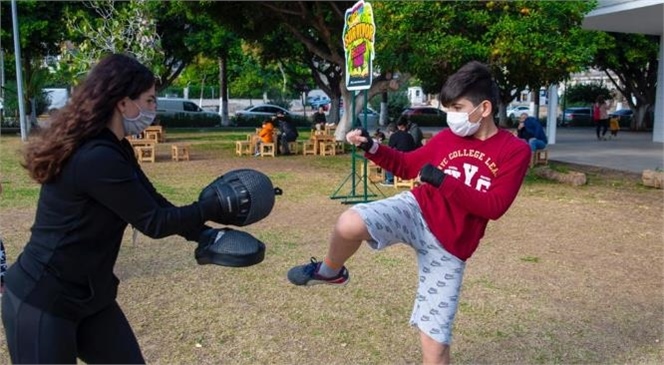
[122,101,156,136]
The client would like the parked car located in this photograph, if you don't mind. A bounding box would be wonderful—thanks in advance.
[558,107,592,127]
[234,104,292,119]
[156,97,221,126]
[609,108,633,125]
[401,106,445,117]
[307,95,331,109]
[340,106,379,129]
[506,105,531,119]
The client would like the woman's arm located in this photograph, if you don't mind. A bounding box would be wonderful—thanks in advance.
[74,145,206,239]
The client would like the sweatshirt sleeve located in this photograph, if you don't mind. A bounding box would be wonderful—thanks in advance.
[365,142,431,180]
[73,144,206,240]
[440,141,531,220]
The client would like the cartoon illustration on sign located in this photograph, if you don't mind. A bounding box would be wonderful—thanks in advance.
[343,0,375,91]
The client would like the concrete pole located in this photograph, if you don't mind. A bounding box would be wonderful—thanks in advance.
[11,0,27,141]
[546,84,558,145]
[652,35,663,143]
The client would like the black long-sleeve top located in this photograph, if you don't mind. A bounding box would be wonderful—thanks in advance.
[5,128,206,320]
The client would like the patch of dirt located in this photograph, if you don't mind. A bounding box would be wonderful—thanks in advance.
[1,152,662,364]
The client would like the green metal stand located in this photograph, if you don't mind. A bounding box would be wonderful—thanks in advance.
[330,90,386,204]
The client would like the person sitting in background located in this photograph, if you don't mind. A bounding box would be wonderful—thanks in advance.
[517,112,547,152]
[406,115,424,148]
[276,111,298,155]
[312,106,327,131]
[382,118,416,185]
[373,128,386,144]
[254,119,275,156]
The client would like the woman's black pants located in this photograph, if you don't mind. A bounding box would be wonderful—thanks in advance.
[2,288,145,364]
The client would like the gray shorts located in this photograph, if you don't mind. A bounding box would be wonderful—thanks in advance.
[351,191,465,345]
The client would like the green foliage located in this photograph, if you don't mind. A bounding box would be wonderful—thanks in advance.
[60,0,163,84]
[156,113,221,128]
[373,1,596,104]
[592,31,659,130]
[563,83,611,105]
[268,98,292,111]
[369,91,410,123]
[0,81,50,121]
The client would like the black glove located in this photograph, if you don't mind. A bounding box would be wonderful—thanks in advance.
[198,169,282,226]
[419,163,445,188]
[195,228,265,267]
[356,128,374,152]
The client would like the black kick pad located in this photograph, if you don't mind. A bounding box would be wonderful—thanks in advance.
[195,229,265,267]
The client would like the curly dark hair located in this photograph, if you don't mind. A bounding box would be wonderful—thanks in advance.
[22,54,155,183]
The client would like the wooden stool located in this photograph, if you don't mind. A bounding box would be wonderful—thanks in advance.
[366,162,384,183]
[288,141,299,154]
[394,176,417,189]
[235,141,252,156]
[531,149,548,167]
[171,144,190,161]
[319,142,336,156]
[260,142,276,157]
[302,140,316,155]
[135,146,156,163]
[145,130,160,143]
[335,141,346,154]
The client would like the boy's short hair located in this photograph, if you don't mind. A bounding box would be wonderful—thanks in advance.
[439,61,499,114]
[396,118,409,128]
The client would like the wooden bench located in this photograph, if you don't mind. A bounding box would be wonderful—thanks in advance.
[145,125,165,143]
[260,143,276,157]
[171,144,190,161]
[531,149,549,168]
[288,141,300,154]
[302,140,316,155]
[235,141,252,156]
[129,139,156,163]
[319,141,336,156]
[394,176,418,189]
[366,162,384,183]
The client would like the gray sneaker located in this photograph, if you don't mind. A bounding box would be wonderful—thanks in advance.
[287,257,350,286]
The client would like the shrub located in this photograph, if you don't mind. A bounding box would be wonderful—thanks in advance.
[156,113,221,128]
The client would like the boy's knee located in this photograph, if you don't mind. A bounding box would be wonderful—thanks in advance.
[335,209,369,240]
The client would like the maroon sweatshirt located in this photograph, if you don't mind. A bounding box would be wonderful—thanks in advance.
[366,128,531,261]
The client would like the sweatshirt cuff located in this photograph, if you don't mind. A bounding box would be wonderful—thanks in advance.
[367,142,379,154]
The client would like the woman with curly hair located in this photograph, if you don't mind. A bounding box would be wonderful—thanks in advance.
[1,53,217,364]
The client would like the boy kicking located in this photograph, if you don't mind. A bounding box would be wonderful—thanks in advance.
[287,61,531,364]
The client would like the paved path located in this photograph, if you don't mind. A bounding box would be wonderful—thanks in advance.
[421,126,663,174]
[546,128,663,174]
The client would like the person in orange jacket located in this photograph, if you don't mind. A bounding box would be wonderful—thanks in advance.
[255,119,275,156]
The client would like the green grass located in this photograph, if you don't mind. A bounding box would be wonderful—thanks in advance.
[1,129,662,364]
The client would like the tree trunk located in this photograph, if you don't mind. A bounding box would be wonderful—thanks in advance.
[380,91,388,126]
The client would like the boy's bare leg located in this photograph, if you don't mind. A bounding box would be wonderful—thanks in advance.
[420,331,450,365]
[324,209,371,267]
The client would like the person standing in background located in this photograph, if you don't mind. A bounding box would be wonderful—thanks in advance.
[594,95,611,141]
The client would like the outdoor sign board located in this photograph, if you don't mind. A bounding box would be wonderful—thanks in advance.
[343,0,375,91]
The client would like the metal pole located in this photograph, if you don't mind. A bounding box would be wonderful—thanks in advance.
[11,0,27,141]
[0,49,5,98]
